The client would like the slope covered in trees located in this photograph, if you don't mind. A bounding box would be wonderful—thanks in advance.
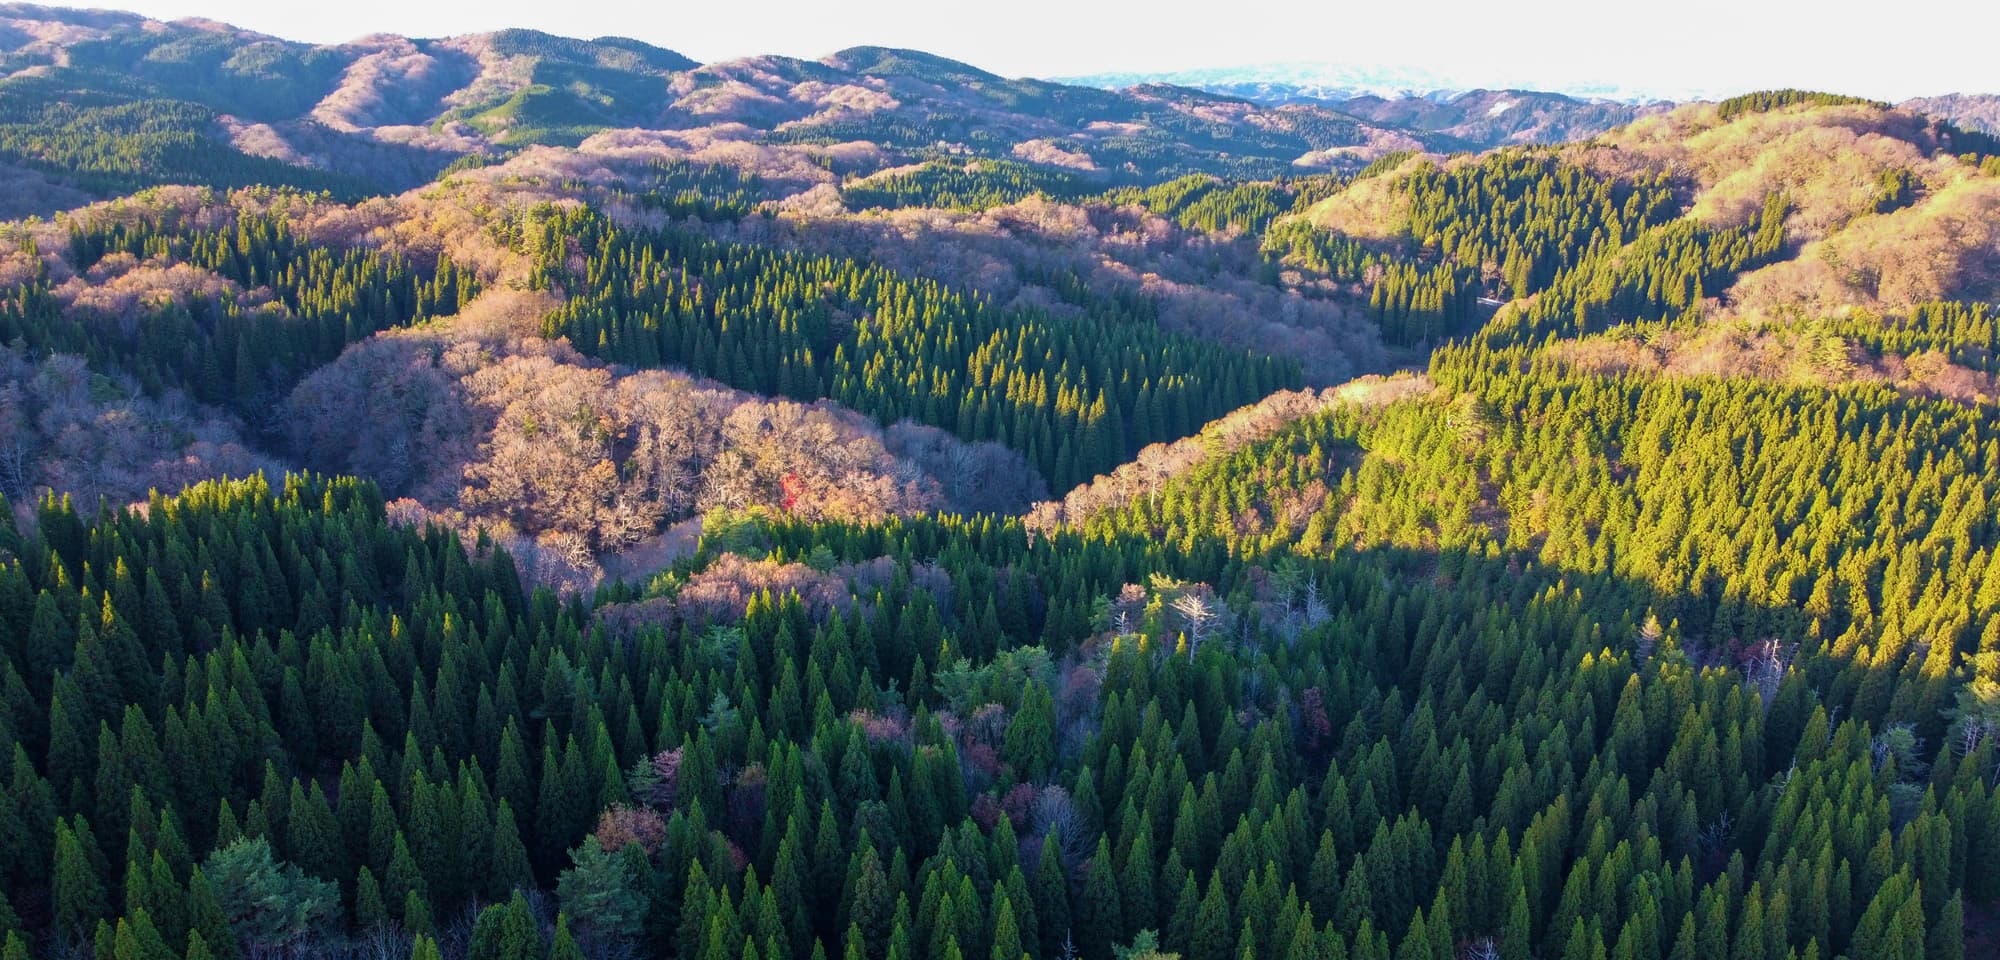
[1264,96,2000,369]
[1266,151,1690,346]
[842,161,1097,213]
[283,330,1048,589]
[0,3,1469,218]
[1,204,478,418]
[0,72,386,200]
[2,346,1996,960]
[2,38,2000,960]
[528,207,1302,492]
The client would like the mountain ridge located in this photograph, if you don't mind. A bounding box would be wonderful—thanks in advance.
[0,1,1793,208]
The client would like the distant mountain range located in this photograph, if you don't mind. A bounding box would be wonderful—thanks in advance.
[0,3,1524,199]
[3,0,1998,222]
[1060,70,1684,155]
[1051,63,1704,104]
[1,1,1722,212]
[1059,65,2000,140]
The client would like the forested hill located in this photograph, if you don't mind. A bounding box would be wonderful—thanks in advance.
[0,9,1243,205]
[0,2,1671,216]
[2,5,2000,960]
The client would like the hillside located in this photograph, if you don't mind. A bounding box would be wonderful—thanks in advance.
[0,2,1507,215]
[0,9,1998,960]
[1334,89,1667,149]
[1902,93,2000,136]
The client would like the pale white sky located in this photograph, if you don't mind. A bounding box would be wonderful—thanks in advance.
[84,0,2000,100]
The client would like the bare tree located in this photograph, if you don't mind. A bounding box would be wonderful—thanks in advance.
[1171,592,1219,653]
[1741,636,1789,708]
[1301,579,1329,628]
[1033,785,1091,865]
[0,430,32,498]
[1697,811,1735,857]
[1946,680,2000,764]
[347,926,413,960]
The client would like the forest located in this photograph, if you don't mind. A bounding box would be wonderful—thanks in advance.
[0,73,385,201]
[0,9,1997,958]
[527,207,1299,492]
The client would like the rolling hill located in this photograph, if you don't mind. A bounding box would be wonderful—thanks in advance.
[0,2,1694,213]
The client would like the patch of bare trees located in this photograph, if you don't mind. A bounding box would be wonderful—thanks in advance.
[287,325,1040,587]
[0,347,277,510]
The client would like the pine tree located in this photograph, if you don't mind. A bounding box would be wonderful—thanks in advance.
[468,892,546,960]
[405,891,435,939]
[185,867,236,960]
[1190,874,1231,960]
[990,897,1022,960]
[355,867,389,931]
[1927,891,1963,960]
[55,817,107,936]
[1033,834,1070,960]
[112,909,176,960]
[491,800,534,897]
[1003,684,1056,782]
[848,843,895,958]
[550,916,586,960]
[1078,837,1123,960]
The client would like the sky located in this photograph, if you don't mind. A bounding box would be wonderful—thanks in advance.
[85,0,2000,101]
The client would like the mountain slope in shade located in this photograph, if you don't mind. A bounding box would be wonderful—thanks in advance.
[1334,89,1668,147]
[1902,93,2000,135]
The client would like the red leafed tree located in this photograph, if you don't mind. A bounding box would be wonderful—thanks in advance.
[780,471,803,512]
[1300,687,1332,753]
[970,793,1004,831]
